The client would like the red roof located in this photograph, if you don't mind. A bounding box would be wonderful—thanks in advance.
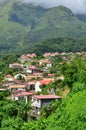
[33,72,42,76]
[27,65,37,70]
[34,95,62,100]
[5,74,13,78]
[15,91,34,97]
[39,78,54,85]
[13,90,25,94]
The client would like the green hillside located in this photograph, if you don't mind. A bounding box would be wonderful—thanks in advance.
[22,90,86,130]
[0,1,86,53]
[20,72,86,130]
[28,38,86,54]
[46,90,86,130]
[24,6,86,43]
[0,0,28,53]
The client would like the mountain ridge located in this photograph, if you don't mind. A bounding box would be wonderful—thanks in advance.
[0,1,86,53]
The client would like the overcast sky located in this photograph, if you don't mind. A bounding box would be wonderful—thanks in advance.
[0,0,86,14]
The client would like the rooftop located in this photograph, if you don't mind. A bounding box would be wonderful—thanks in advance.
[34,95,62,100]
[15,91,34,97]
[39,78,54,85]
[9,85,26,89]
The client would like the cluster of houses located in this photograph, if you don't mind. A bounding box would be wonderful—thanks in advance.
[4,76,59,114]
[43,52,86,56]
[0,53,61,114]
[1,52,86,114]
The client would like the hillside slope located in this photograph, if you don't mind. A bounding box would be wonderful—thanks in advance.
[46,90,86,130]
[21,89,86,130]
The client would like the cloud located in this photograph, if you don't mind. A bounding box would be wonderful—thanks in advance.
[0,0,86,14]
[0,0,7,2]
[20,0,86,14]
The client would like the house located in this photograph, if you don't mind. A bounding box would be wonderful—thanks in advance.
[25,65,39,74]
[9,63,23,69]
[57,75,64,80]
[35,78,54,92]
[39,60,52,72]
[33,72,43,76]
[26,74,43,80]
[53,52,59,56]
[61,52,66,55]
[27,82,35,92]
[19,55,31,63]
[8,84,26,92]
[26,53,37,58]
[46,61,52,68]
[19,54,37,63]
[47,74,54,78]
[0,88,7,92]
[32,94,62,114]
[43,53,52,57]
[13,90,34,103]
[5,74,14,82]
[14,73,27,81]
[43,52,59,57]
[63,56,70,61]
[31,53,37,58]
[39,60,52,67]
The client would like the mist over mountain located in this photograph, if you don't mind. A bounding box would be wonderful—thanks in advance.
[0,0,86,14]
[76,14,86,22]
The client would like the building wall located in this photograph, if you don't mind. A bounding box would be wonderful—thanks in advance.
[35,82,41,92]
[41,99,55,108]
[31,98,41,108]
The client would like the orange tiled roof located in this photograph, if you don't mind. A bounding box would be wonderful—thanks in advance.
[39,78,54,85]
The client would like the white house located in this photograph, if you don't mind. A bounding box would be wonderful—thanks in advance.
[35,78,54,92]
[35,81,41,92]
[25,65,39,74]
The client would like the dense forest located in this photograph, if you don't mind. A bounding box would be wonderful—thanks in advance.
[0,37,86,56]
[29,38,86,55]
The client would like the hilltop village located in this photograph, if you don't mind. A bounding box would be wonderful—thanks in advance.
[0,51,86,116]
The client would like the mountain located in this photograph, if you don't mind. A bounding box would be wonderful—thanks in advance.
[0,0,86,53]
[76,14,86,22]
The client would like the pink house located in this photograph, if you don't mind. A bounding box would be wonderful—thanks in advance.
[9,63,23,69]
[25,65,39,74]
